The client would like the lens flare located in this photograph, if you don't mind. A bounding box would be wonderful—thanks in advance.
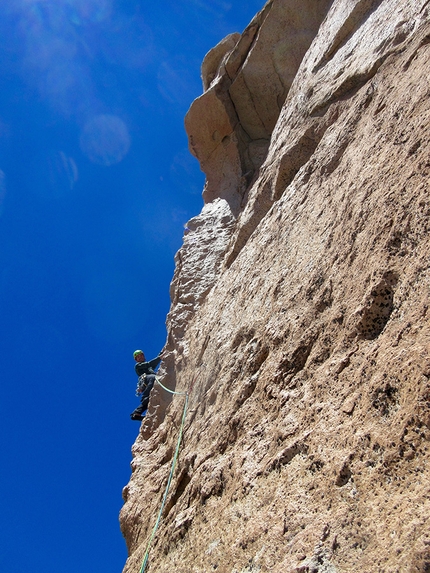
[10,0,115,118]
[157,57,200,108]
[47,151,79,197]
[80,114,130,166]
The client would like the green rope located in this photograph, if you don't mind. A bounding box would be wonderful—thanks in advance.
[138,390,189,573]
[155,376,187,396]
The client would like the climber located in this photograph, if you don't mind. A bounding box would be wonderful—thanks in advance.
[130,350,161,421]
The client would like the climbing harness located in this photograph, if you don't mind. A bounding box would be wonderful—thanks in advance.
[136,374,148,396]
[138,377,191,573]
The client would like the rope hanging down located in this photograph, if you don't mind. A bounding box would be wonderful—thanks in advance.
[138,378,189,573]
[155,377,188,396]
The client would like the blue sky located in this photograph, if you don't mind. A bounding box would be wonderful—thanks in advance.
[0,1,264,572]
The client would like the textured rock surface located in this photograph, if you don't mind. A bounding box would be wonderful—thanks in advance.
[121,1,430,572]
[185,0,333,213]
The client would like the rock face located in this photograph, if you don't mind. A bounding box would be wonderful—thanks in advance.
[120,2,430,572]
[185,0,333,214]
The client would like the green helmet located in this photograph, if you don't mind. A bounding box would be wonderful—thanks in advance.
[133,350,144,359]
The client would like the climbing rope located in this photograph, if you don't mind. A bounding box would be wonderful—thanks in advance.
[138,378,190,573]
[155,377,188,396]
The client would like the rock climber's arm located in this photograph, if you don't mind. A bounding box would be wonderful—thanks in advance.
[148,356,161,370]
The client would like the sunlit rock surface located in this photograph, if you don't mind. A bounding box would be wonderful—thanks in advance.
[121,1,430,571]
[184,0,332,214]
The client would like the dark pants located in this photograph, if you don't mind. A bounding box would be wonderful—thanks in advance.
[130,375,156,420]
